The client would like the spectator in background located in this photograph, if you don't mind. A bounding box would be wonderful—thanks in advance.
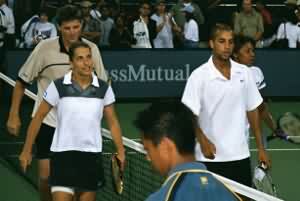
[276,10,300,48]
[284,0,298,12]
[150,0,175,48]
[24,9,57,48]
[171,0,204,47]
[182,5,199,48]
[109,15,132,48]
[170,0,204,30]
[296,2,300,26]
[90,0,105,22]
[107,0,120,19]
[0,2,7,63]
[80,0,101,44]
[132,1,156,48]
[19,14,40,48]
[256,0,273,38]
[0,0,15,49]
[0,0,7,95]
[99,5,114,48]
[234,0,264,42]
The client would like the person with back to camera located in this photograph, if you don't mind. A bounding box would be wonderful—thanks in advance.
[134,101,241,201]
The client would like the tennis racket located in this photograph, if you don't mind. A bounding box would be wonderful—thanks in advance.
[267,112,300,144]
[111,153,124,195]
[253,163,278,197]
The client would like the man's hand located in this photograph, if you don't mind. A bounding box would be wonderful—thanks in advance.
[258,149,271,168]
[6,113,21,136]
[199,134,216,159]
[116,150,126,172]
[19,150,32,173]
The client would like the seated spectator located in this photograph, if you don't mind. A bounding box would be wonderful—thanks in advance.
[134,101,241,201]
[276,10,300,48]
[132,1,156,48]
[150,0,174,48]
[109,15,132,48]
[98,5,114,48]
[24,9,57,48]
[80,1,101,44]
[234,0,264,41]
[182,5,199,48]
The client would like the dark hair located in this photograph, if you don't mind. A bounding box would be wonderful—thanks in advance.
[209,23,233,40]
[233,35,255,54]
[134,101,196,155]
[139,0,151,8]
[69,41,91,61]
[185,12,195,22]
[57,5,82,26]
[284,10,298,24]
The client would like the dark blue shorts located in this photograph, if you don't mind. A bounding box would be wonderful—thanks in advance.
[202,157,252,187]
[35,123,55,159]
[50,151,104,191]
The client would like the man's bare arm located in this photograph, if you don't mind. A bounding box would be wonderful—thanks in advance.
[6,80,26,136]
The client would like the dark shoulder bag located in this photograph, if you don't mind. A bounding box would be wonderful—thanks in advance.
[272,23,289,48]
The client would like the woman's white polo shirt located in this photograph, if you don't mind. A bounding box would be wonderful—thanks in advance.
[43,71,115,153]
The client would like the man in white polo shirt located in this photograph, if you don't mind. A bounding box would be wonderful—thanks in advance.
[6,5,107,201]
[181,23,270,189]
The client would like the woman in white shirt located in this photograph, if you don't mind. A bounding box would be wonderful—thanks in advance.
[19,41,125,201]
[233,35,277,144]
[151,0,179,48]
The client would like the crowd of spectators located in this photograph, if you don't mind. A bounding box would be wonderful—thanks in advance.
[1,0,300,49]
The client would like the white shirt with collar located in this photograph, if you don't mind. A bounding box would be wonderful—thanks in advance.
[0,4,15,34]
[182,57,263,162]
[43,71,115,153]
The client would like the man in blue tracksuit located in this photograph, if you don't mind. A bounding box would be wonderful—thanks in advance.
[134,101,241,201]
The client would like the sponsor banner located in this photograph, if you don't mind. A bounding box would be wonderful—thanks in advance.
[6,49,300,98]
